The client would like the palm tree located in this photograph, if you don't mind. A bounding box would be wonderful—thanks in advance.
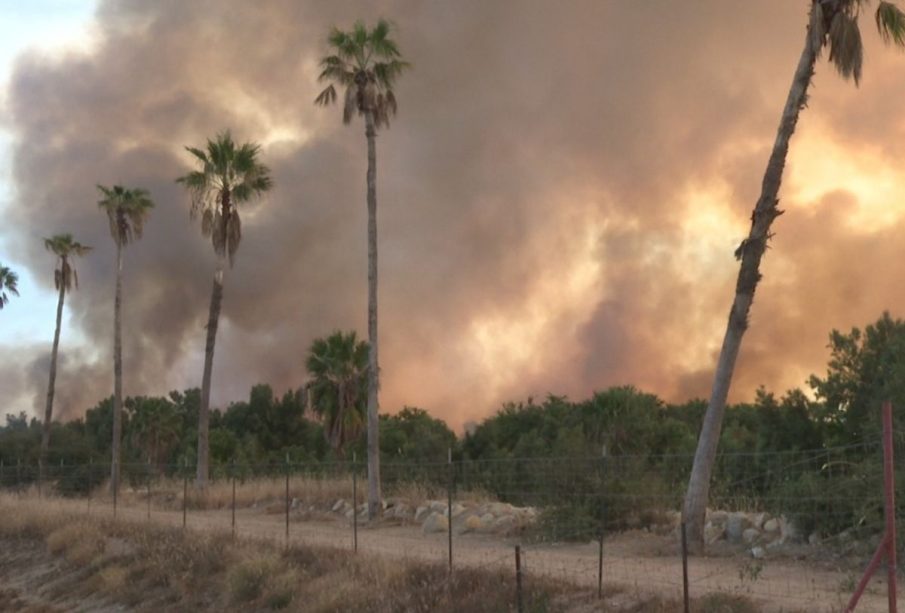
[41,234,91,474]
[683,0,905,551]
[176,131,272,488]
[305,331,369,456]
[97,184,154,496]
[0,265,19,309]
[315,18,410,519]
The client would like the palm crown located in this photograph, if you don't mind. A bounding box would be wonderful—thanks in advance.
[814,0,905,83]
[0,265,19,309]
[43,234,92,292]
[306,331,369,453]
[97,185,155,248]
[314,19,410,128]
[176,131,272,265]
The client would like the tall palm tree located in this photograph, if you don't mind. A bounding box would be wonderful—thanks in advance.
[97,184,154,496]
[315,18,410,519]
[683,0,905,550]
[176,131,272,487]
[0,265,19,309]
[305,331,369,457]
[41,234,91,474]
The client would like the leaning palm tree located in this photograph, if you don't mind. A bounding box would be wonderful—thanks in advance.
[97,184,154,496]
[306,331,369,457]
[41,234,91,473]
[315,18,410,519]
[0,265,19,309]
[176,131,272,487]
[684,0,905,550]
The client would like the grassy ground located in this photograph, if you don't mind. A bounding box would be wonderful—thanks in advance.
[0,497,767,612]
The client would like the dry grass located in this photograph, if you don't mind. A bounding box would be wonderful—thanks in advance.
[0,494,766,612]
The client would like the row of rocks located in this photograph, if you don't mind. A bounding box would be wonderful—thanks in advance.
[322,497,537,536]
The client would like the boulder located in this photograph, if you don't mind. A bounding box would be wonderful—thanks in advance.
[414,506,430,522]
[460,515,485,534]
[493,515,517,535]
[751,546,766,559]
[422,512,449,534]
[429,501,447,514]
[808,532,821,546]
[478,513,496,533]
[332,499,345,513]
[707,510,728,526]
[704,521,725,545]
[394,503,412,520]
[726,513,753,543]
[779,517,803,544]
[742,528,761,545]
[446,503,466,518]
[290,498,300,510]
[487,502,515,516]
[763,518,780,533]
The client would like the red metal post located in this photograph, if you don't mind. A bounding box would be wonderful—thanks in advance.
[883,401,897,613]
[845,401,898,612]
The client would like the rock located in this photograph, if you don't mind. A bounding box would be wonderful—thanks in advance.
[493,515,517,535]
[743,528,761,544]
[763,518,780,533]
[479,513,495,533]
[332,499,345,513]
[707,510,728,526]
[704,521,725,545]
[290,498,300,510]
[414,506,430,522]
[726,513,753,543]
[394,503,411,520]
[429,501,447,514]
[779,517,803,544]
[487,502,515,516]
[752,512,767,529]
[382,499,390,511]
[345,509,354,519]
[422,512,449,534]
[808,532,821,546]
[446,503,466,518]
[461,515,484,534]
[751,546,766,559]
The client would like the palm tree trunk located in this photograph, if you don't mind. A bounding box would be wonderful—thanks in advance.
[111,242,124,495]
[197,258,225,488]
[41,280,66,480]
[364,110,381,520]
[682,16,819,552]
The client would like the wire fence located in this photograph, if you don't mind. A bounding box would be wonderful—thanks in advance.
[0,437,899,611]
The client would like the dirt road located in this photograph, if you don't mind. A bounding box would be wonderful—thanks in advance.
[15,496,893,612]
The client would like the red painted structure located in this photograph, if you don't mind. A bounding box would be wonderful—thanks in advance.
[845,401,897,612]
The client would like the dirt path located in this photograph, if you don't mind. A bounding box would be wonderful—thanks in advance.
[22,497,893,612]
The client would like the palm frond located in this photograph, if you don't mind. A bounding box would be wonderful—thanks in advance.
[877,1,905,45]
[315,84,337,106]
[828,10,864,84]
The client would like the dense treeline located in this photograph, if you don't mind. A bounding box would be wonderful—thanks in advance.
[2,312,901,473]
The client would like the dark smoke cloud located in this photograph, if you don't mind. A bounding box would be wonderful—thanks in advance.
[4,0,905,429]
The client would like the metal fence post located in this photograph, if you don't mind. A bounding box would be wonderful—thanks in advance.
[16,457,21,497]
[146,458,152,522]
[285,453,290,546]
[598,446,607,599]
[682,522,690,613]
[182,459,188,529]
[112,458,118,520]
[1,459,4,491]
[515,544,524,613]
[87,458,91,513]
[447,447,453,574]
[231,459,237,538]
[352,452,358,553]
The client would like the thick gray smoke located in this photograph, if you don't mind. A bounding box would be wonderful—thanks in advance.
[5,0,905,429]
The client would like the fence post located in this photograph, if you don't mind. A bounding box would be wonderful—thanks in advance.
[447,447,454,574]
[515,545,524,613]
[112,457,118,520]
[682,522,690,613]
[146,458,152,522]
[352,452,358,553]
[182,459,188,529]
[16,457,21,497]
[231,459,237,538]
[598,446,607,599]
[1,459,4,492]
[844,400,898,613]
[86,458,91,513]
[285,453,290,546]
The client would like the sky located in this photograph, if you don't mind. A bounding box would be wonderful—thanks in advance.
[2,0,905,432]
